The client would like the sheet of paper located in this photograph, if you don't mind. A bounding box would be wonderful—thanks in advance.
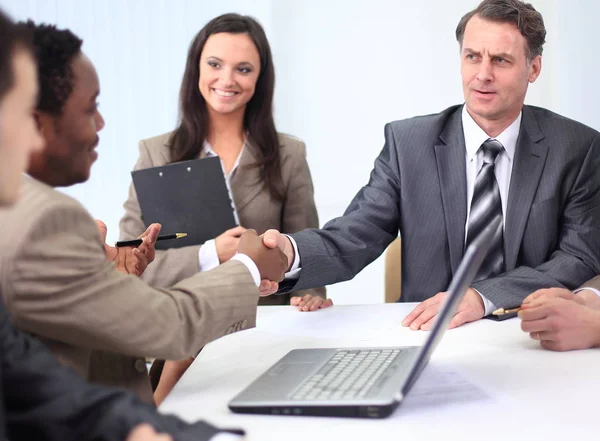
[400,364,493,415]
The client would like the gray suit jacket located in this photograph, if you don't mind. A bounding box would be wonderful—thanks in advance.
[0,178,259,403]
[119,131,325,304]
[283,105,600,309]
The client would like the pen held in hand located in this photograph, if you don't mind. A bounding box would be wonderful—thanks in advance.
[115,233,187,248]
[491,306,521,316]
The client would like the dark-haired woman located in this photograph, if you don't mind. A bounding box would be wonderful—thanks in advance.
[120,13,329,307]
[119,14,332,404]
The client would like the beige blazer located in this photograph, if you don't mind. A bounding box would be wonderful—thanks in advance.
[0,177,259,403]
[119,132,325,304]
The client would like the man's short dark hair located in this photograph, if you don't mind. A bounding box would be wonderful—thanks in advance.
[455,0,546,61]
[0,9,33,102]
[18,20,83,115]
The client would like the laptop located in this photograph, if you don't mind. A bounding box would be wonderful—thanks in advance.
[228,218,500,418]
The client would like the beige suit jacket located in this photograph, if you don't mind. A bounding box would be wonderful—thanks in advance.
[0,177,259,403]
[119,132,325,304]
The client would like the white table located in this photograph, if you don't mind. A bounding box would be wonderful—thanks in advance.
[160,304,600,441]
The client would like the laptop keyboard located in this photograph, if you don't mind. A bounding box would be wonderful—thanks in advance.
[290,349,401,401]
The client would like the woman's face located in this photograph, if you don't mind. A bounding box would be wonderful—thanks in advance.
[198,32,261,118]
[0,50,44,206]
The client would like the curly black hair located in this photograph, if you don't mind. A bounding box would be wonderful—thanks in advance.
[18,20,83,115]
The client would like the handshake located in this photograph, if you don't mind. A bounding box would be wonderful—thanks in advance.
[236,229,295,296]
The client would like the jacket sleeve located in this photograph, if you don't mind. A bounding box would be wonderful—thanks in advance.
[472,133,600,308]
[0,301,237,441]
[4,197,258,360]
[281,140,326,299]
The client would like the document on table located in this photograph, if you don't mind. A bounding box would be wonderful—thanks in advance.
[401,365,493,414]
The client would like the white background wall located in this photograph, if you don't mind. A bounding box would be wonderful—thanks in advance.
[2,0,599,304]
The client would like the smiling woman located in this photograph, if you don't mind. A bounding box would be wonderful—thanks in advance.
[119,13,328,308]
[118,13,332,405]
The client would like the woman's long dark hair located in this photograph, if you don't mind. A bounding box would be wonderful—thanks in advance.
[169,13,283,201]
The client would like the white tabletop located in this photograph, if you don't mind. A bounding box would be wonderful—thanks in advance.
[160,304,600,441]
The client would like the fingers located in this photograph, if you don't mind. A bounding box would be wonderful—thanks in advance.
[258,280,278,296]
[294,295,334,312]
[530,330,555,342]
[225,226,247,237]
[540,340,565,351]
[95,219,108,243]
[402,294,442,328]
[523,288,573,305]
[409,305,439,330]
[244,228,258,237]
[320,298,334,309]
[518,302,551,321]
[520,316,551,333]
[447,310,471,329]
[296,295,321,312]
[262,229,281,249]
[419,316,436,331]
[127,424,173,441]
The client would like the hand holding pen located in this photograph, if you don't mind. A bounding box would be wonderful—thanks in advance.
[97,220,162,277]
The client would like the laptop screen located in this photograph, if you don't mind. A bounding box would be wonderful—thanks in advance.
[401,217,500,396]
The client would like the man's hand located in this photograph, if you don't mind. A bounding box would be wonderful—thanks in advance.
[520,288,600,351]
[262,229,295,272]
[126,424,173,441]
[96,220,160,277]
[524,287,600,310]
[291,294,334,312]
[216,226,247,263]
[238,229,288,285]
[402,288,485,330]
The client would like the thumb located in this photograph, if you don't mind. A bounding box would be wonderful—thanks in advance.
[262,229,281,249]
[227,226,247,237]
[145,223,161,243]
[244,228,258,238]
[95,220,108,243]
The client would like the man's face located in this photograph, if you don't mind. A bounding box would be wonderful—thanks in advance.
[0,49,44,205]
[31,52,105,187]
[461,15,541,132]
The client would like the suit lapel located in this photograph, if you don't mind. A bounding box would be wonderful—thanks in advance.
[231,140,263,213]
[435,108,468,274]
[504,106,548,270]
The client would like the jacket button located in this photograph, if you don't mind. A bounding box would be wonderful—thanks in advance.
[134,359,147,373]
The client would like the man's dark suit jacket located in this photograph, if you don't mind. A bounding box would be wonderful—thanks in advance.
[0,298,232,441]
[285,105,600,309]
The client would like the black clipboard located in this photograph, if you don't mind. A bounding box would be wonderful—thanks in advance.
[132,156,237,250]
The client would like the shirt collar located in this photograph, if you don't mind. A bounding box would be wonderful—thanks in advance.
[462,105,521,162]
[202,140,245,176]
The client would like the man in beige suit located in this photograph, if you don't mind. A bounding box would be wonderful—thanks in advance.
[0,21,286,404]
[519,278,600,351]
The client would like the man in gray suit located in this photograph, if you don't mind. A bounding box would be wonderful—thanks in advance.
[262,0,600,330]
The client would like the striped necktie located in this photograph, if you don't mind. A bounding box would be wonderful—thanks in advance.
[466,138,505,281]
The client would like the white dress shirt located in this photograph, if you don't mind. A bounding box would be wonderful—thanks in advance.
[287,106,524,314]
[210,433,244,441]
